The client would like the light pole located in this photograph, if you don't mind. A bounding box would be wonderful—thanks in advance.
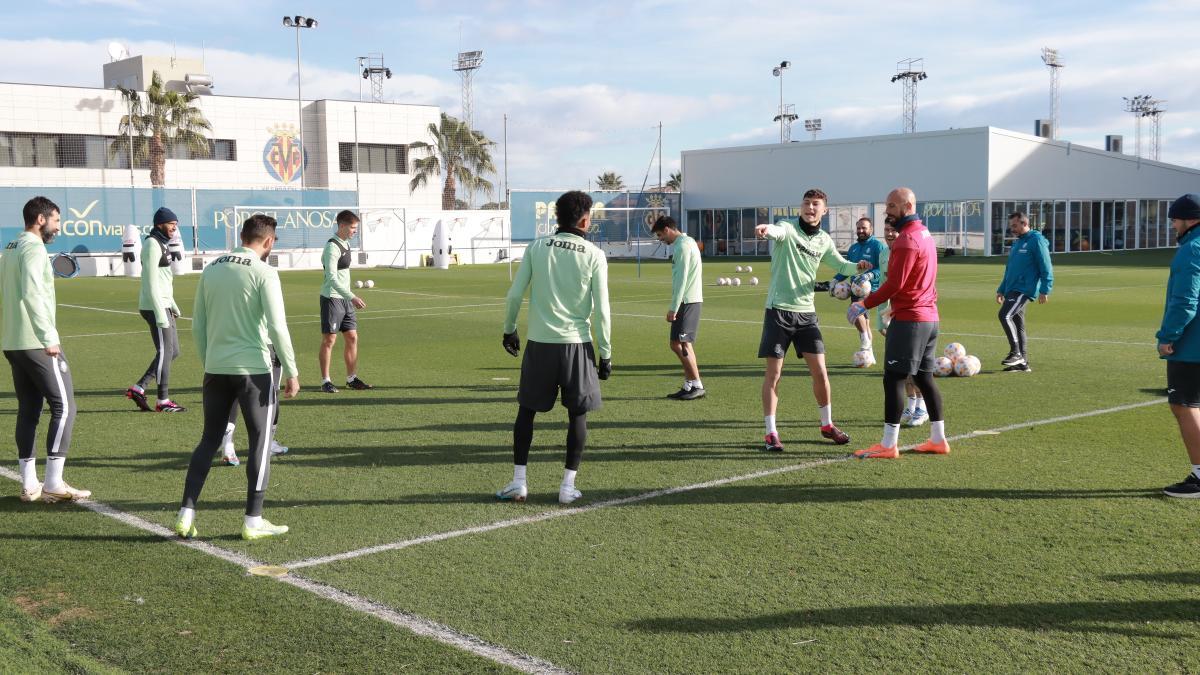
[771,61,794,143]
[283,15,317,190]
[804,118,822,141]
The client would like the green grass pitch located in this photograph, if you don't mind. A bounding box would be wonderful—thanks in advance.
[2,248,1197,673]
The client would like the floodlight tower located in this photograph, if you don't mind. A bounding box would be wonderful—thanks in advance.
[891,58,927,134]
[771,61,796,143]
[1041,47,1063,140]
[358,54,392,103]
[453,50,484,129]
[1124,94,1152,158]
[1144,98,1166,161]
[804,118,822,141]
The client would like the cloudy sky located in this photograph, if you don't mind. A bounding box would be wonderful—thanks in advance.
[1,0,1197,191]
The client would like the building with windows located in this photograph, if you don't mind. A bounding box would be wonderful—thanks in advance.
[680,126,1200,256]
[0,77,441,210]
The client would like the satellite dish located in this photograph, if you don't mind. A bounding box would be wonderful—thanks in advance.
[107,42,129,62]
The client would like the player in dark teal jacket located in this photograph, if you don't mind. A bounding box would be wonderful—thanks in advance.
[995,211,1054,372]
[835,217,887,356]
[1158,193,1200,498]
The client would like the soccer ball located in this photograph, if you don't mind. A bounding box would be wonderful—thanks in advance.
[832,281,851,300]
[745,266,753,273]
[943,342,966,360]
[355,280,364,289]
[933,356,954,377]
[735,265,744,273]
[954,355,981,377]
[852,350,876,368]
[366,280,376,289]
[717,278,726,286]
[750,277,759,286]
[732,278,742,287]
[850,277,872,298]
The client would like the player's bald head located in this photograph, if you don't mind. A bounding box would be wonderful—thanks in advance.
[886,187,917,218]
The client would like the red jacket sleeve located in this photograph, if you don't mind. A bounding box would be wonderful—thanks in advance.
[863,243,913,310]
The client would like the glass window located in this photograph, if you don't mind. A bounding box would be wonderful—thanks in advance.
[338,142,407,174]
[726,209,741,254]
[741,208,756,255]
[11,135,34,167]
[686,210,699,238]
[1052,201,1066,253]
[1068,201,1082,252]
[991,201,1007,255]
[1111,201,1126,250]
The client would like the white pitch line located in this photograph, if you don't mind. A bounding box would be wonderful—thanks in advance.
[612,312,1156,347]
[284,396,1166,570]
[0,468,571,675]
[61,303,193,321]
[63,330,151,339]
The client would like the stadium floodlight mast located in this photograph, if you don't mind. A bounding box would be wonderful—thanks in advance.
[771,61,797,143]
[453,50,484,130]
[1123,94,1165,160]
[891,58,927,134]
[804,118,822,141]
[358,53,392,103]
[1041,47,1063,140]
[282,15,317,190]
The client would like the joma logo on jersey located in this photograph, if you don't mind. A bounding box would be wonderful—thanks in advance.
[5,241,17,250]
[213,254,253,266]
[547,239,587,253]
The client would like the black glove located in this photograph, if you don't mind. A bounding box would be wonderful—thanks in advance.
[502,331,520,356]
[598,358,612,380]
[814,280,831,294]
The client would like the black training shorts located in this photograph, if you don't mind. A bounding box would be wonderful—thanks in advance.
[320,296,357,334]
[670,302,702,343]
[884,319,939,376]
[518,340,603,413]
[1167,360,1200,408]
[758,308,824,359]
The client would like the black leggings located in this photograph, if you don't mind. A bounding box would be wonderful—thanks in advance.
[884,369,943,424]
[513,405,588,471]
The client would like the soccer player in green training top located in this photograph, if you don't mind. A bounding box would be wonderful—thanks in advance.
[754,188,871,452]
[652,215,705,400]
[174,214,300,541]
[126,207,186,413]
[318,210,371,393]
[1,196,90,503]
[498,190,611,505]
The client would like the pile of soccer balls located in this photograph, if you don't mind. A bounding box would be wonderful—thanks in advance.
[354,280,376,289]
[717,265,759,287]
[934,342,981,377]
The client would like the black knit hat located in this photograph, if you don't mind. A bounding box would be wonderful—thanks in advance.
[1168,194,1200,220]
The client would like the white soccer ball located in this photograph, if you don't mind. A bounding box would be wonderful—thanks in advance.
[750,277,759,286]
[933,356,954,377]
[366,280,375,289]
[850,278,872,298]
[852,350,876,368]
[954,354,981,377]
[732,278,742,287]
[745,266,753,273]
[717,278,727,286]
[735,265,744,273]
[832,281,851,300]
[943,342,966,360]
[355,280,364,289]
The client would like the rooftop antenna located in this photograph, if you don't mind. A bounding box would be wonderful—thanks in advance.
[1041,47,1063,140]
[891,58,927,134]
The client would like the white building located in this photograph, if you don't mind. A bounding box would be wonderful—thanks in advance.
[0,56,443,209]
[681,127,1200,256]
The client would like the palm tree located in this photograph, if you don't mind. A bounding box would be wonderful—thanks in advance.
[666,171,682,192]
[409,113,497,210]
[113,71,212,186]
[595,171,624,190]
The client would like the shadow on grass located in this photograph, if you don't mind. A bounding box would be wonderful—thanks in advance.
[1104,572,1200,585]
[625,598,1199,638]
